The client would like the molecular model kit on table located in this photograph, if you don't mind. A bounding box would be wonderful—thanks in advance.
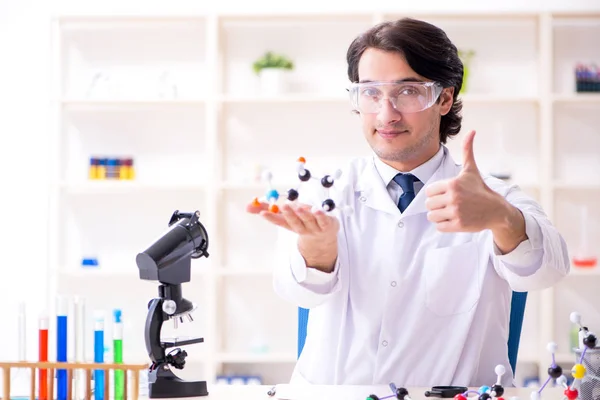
[366,364,508,400]
[365,311,598,400]
[252,157,353,215]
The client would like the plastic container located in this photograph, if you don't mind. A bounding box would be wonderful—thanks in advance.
[574,347,600,399]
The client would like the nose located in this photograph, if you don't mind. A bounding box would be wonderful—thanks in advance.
[377,97,402,124]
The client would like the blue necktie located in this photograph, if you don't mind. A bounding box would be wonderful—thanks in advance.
[393,173,419,213]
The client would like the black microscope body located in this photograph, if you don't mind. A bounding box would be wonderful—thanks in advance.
[136,210,210,398]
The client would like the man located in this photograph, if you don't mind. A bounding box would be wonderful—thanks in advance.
[247,18,570,387]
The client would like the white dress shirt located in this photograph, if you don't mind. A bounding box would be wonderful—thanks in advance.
[273,145,570,388]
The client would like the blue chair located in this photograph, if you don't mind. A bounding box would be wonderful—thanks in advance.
[297,291,528,374]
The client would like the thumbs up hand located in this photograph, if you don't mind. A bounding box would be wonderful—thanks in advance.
[425,130,505,233]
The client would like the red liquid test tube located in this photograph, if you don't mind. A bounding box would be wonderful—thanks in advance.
[39,314,49,400]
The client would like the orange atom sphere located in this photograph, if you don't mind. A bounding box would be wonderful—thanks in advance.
[269,204,279,213]
[251,197,260,207]
[297,156,306,163]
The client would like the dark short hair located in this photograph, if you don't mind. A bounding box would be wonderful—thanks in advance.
[346,18,463,143]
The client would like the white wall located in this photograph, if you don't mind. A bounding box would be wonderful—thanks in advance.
[0,0,598,363]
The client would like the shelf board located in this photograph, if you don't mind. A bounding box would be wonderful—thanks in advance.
[61,99,206,110]
[218,268,273,277]
[219,94,348,104]
[59,181,206,194]
[568,266,600,276]
[460,94,539,103]
[216,352,296,363]
[553,181,600,190]
[553,94,600,104]
[219,181,298,191]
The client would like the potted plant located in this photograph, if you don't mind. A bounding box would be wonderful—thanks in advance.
[458,49,475,94]
[253,51,294,95]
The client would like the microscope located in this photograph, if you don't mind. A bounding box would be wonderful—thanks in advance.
[136,210,210,398]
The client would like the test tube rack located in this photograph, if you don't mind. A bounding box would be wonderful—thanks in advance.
[0,361,148,400]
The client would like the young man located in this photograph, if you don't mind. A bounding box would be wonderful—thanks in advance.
[247,18,570,387]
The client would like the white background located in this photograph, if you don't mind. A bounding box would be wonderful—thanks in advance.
[1,0,600,390]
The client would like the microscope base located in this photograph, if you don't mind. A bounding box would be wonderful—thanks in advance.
[148,367,208,398]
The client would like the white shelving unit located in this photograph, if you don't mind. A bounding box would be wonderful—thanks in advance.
[46,10,600,386]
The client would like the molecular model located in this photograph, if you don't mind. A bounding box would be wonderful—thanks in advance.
[367,382,412,400]
[531,311,597,400]
[453,365,507,400]
[252,157,352,215]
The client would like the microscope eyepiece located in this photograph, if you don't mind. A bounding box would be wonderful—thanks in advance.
[136,210,209,285]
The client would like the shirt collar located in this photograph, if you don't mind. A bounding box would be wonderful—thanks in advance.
[374,145,445,186]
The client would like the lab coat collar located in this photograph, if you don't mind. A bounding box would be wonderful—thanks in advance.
[355,145,462,217]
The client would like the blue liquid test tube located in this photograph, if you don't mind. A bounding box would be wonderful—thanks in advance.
[56,297,68,400]
[94,312,105,400]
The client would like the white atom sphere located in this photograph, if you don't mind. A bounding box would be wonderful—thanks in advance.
[495,364,506,376]
[570,311,582,324]
[334,169,342,179]
[556,375,567,386]
[530,391,541,400]
[546,342,558,353]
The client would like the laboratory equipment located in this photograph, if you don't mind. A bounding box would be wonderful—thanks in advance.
[572,205,597,268]
[56,297,68,400]
[136,209,210,398]
[114,309,125,400]
[94,312,105,400]
[39,313,48,400]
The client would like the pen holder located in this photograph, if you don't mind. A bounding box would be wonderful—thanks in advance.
[574,347,600,400]
[0,360,148,400]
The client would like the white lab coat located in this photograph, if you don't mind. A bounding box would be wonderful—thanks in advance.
[273,145,570,388]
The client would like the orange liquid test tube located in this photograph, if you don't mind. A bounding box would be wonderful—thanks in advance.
[39,314,49,400]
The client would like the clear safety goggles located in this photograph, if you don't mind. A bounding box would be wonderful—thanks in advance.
[347,80,444,114]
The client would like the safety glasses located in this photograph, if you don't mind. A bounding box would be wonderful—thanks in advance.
[347,80,444,114]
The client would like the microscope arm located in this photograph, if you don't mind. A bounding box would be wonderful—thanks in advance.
[145,298,166,365]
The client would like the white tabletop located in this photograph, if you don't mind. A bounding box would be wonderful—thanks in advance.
[158,384,565,400]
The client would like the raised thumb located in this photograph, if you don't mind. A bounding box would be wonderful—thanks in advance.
[462,130,479,172]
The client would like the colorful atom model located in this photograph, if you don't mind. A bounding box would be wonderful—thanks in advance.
[530,311,597,400]
[453,365,507,400]
[367,382,412,400]
[252,157,353,215]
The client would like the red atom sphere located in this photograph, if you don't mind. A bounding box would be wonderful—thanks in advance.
[564,388,578,400]
[453,395,467,400]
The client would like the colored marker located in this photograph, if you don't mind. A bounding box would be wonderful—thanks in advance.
[114,309,124,400]
[39,312,49,400]
[94,312,105,400]
[56,297,68,400]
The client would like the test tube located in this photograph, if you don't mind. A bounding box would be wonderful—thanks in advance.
[573,205,598,268]
[94,311,105,400]
[56,296,68,400]
[114,309,124,400]
[74,297,86,400]
[39,312,49,400]
[18,302,26,361]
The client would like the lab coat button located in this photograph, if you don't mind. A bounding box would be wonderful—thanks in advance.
[391,281,397,287]
[359,196,367,202]
[397,221,404,228]
[382,340,388,347]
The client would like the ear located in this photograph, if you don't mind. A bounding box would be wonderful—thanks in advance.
[438,87,454,116]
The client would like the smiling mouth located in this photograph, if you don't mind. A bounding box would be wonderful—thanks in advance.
[376,130,409,138]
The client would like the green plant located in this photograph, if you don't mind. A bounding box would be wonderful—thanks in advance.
[252,51,294,75]
[458,49,475,94]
